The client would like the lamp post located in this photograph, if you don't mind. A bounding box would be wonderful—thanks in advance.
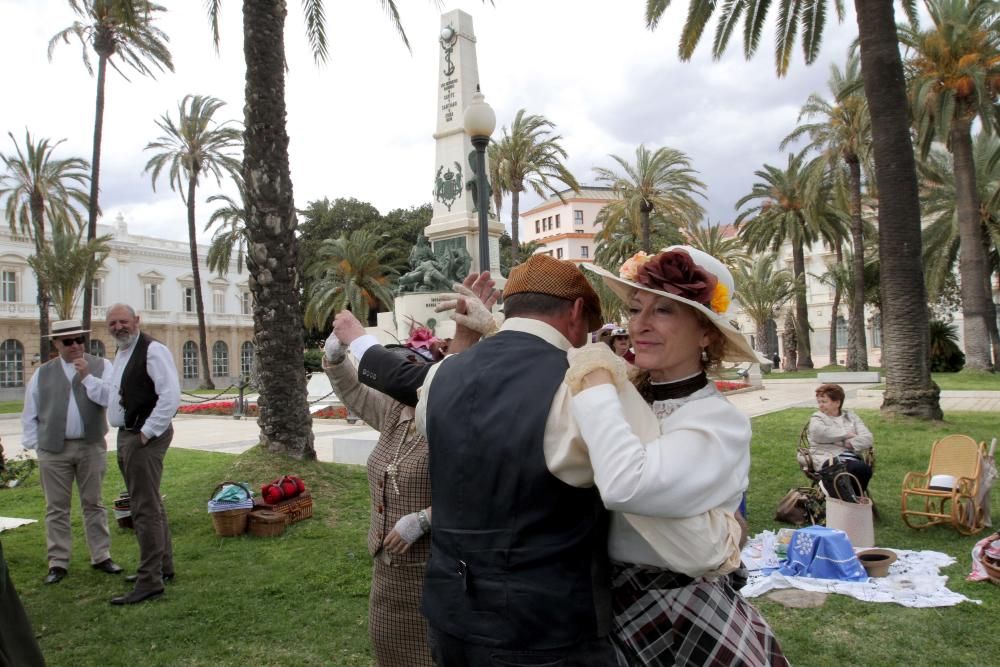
[463,86,496,273]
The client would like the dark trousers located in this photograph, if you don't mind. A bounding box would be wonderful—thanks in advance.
[427,626,617,667]
[0,541,46,666]
[117,427,174,591]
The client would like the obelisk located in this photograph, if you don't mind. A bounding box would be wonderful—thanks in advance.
[424,10,504,275]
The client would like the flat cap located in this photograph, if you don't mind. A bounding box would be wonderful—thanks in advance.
[503,254,603,332]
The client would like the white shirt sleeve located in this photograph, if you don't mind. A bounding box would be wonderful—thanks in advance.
[414,359,444,439]
[81,359,117,407]
[349,335,381,363]
[20,371,41,450]
[141,342,181,439]
[571,385,750,518]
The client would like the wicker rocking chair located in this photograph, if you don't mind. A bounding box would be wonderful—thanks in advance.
[901,435,986,536]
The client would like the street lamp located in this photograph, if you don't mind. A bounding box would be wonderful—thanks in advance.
[463,85,496,273]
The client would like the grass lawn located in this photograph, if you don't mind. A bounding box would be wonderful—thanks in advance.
[2,410,999,665]
[747,409,1000,665]
[0,400,23,413]
[932,371,1000,391]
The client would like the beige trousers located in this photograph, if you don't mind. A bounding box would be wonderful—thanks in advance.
[37,438,112,569]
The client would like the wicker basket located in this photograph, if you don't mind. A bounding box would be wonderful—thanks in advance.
[253,491,313,524]
[209,481,252,536]
[982,557,1000,584]
[249,510,287,537]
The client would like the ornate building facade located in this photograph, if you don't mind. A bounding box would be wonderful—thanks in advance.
[0,214,255,398]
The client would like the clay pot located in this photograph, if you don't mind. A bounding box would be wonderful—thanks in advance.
[857,549,898,578]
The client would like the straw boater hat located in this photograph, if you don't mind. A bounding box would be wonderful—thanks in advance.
[46,319,90,338]
[503,253,604,332]
[583,245,764,363]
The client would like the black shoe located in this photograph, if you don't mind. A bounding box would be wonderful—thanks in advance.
[125,572,174,584]
[110,588,164,605]
[44,567,67,585]
[92,559,123,575]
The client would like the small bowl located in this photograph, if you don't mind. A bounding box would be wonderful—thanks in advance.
[857,549,898,578]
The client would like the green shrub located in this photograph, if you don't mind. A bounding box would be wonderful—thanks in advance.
[303,348,324,373]
[929,319,965,372]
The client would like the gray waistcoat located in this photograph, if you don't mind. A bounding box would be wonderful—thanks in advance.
[36,355,108,453]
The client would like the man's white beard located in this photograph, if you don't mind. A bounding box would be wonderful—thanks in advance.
[115,333,138,349]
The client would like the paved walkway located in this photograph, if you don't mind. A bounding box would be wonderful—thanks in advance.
[2,380,997,465]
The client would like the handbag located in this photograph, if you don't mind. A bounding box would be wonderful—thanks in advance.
[824,472,874,548]
[775,487,825,527]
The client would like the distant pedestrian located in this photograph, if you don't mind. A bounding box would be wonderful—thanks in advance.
[772,352,781,370]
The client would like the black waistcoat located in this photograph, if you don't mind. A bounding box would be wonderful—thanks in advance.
[423,330,609,649]
[120,333,158,431]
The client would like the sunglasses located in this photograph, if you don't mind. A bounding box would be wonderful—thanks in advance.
[58,336,87,346]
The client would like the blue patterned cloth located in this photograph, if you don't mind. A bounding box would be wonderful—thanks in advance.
[778,526,867,581]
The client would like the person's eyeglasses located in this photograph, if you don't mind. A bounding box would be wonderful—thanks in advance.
[59,336,86,346]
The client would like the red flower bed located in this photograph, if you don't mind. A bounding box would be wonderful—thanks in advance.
[178,401,347,419]
[714,380,751,393]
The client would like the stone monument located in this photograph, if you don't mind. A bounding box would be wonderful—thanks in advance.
[423,9,504,275]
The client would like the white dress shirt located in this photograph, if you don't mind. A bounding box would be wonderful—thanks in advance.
[21,357,114,449]
[83,332,181,439]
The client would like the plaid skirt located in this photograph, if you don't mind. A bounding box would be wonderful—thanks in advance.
[611,562,789,667]
[369,558,434,666]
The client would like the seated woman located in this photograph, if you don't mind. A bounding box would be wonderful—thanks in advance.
[567,246,787,666]
[808,383,874,495]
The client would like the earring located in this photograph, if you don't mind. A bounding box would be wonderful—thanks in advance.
[701,348,709,363]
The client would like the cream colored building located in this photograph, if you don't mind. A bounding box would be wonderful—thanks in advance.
[0,214,255,398]
[519,186,618,263]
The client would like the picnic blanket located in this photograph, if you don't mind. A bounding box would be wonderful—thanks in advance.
[741,530,979,608]
[0,517,36,533]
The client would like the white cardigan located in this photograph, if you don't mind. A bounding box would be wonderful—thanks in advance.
[807,409,873,465]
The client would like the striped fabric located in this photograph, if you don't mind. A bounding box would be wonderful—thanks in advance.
[611,562,789,667]
[207,498,254,513]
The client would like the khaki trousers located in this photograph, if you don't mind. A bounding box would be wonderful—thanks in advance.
[37,438,111,570]
[117,427,174,591]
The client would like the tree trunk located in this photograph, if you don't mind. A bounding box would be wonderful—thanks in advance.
[829,243,843,367]
[782,312,797,371]
[846,154,868,370]
[510,188,521,266]
[792,238,814,368]
[30,197,50,360]
[641,205,651,253]
[854,1,941,418]
[949,117,994,371]
[243,0,315,460]
[81,52,109,335]
[187,175,214,389]
[754,318,768,354]
[983,229,1000,367]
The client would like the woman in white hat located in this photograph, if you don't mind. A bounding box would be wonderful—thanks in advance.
[564,246,787,666]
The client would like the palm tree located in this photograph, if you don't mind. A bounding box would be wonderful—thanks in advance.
[0,131,90,359]
[901,0,1000,371]
[919,134,1000,364]
[594,145,705,252]
[783,54,873,370]
[490,110,580,265]
[684,222,749,273]
[143,94,242,390]
[735,152,847,369]
[28,227,111,321]
[205,176,250,276]
[733,254,798,356]
[592,206,685,270]
[304,230,401,329]
[643,0,940,417]
[49,0,173,333]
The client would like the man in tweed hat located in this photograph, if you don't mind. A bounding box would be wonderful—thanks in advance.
[415,254,616,664]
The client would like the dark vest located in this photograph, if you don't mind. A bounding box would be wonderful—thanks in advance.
[422,330,609,649]
[35,354,108,453]
[120,333,158,431]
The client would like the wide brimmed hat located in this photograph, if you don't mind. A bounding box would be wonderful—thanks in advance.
[503,254,603,331]
[583,245,764,364]
[47,319,90,338]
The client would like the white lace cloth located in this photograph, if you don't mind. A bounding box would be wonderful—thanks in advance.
[741,530,980,608]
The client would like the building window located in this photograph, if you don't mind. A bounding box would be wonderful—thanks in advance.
[0,339,24,388]
[555,214,560,228]
[213,290,225,314]
[89,339,106,358]
[240,292,252,316]
[92,278,104,308]
[581,245,589,258]
[212,341,229,377]
[871,313,882,348]
[240,341,254,378]
[836,316,848,348]
[182,341,199,379]
[144,283,161,311]
[535,220,540,234]
[574,210,584,227]
[1,271,18,303]
[183,287,195,313]
[556,248,564,259]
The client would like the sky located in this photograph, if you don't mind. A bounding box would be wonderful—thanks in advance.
[1,0,863,244]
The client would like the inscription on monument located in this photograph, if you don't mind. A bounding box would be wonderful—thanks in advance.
[440,78,458,122]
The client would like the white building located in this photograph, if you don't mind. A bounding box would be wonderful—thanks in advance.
[0,214,255,397]
[518,186,618,263]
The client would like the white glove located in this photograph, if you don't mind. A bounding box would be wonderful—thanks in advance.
[565,343,631,395]
[324,332,346,363]
[392,511,428,544]
[435,283,499,336]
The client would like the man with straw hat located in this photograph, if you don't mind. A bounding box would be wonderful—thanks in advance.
[21,319,122,585]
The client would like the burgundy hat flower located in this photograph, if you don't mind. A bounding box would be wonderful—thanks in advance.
[635,249,719,307]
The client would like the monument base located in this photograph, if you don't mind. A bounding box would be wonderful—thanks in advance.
[371,292,458,344]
